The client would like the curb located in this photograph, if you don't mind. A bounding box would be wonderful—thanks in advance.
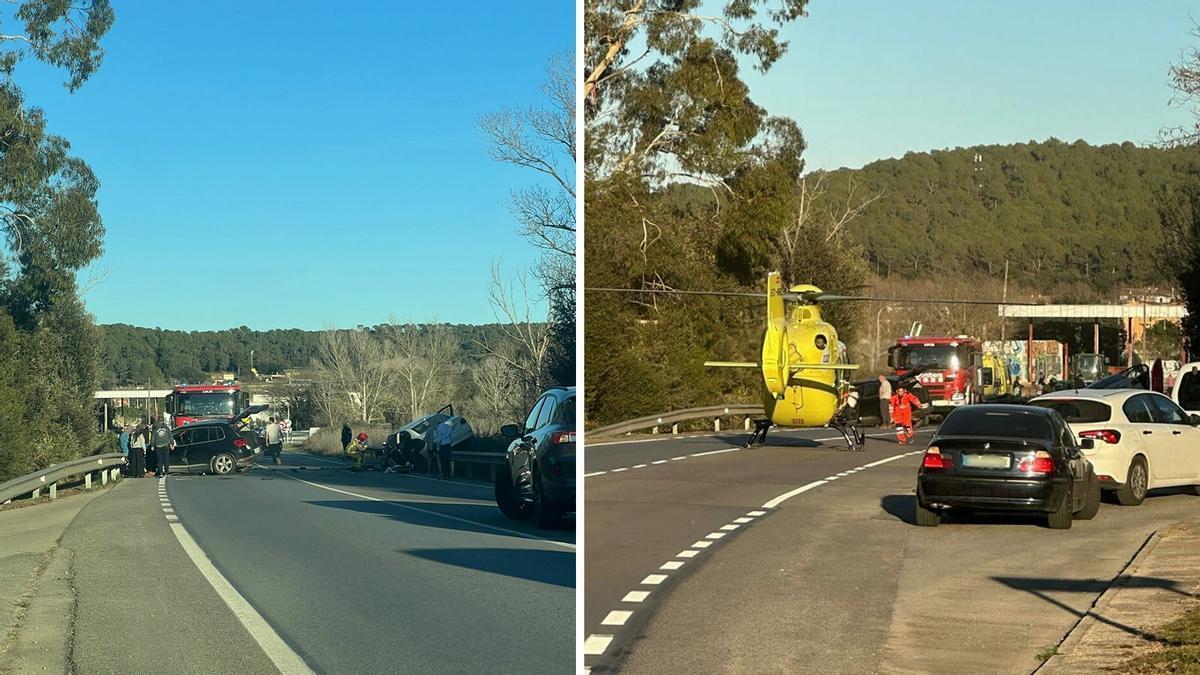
[1034,528,1164,673]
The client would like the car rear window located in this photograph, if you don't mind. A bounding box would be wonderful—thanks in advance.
[558,396,575,426]
[939,409,1052,440]
[1029,399,1111,423]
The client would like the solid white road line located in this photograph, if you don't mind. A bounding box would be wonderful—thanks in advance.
[761,480,828,509]
[279,474,576,551]
[583,635,614,655]
[865,453,910,469]
[622,590,651,603]
[690,447,741,458]
[641,574,668,585]
[601,611,633,626]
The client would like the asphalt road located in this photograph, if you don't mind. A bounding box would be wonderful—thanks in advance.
[85,450,574,673]
[584,425,1200,672]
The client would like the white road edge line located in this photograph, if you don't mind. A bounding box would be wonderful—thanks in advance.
[601,611,633,626]
[583,634,614,655]
[691,447,741,457]
[279,474,576,551]
[622,590,650,602]
[166,522,315,673]
[642,574,668,585]
[584,471,608,477]
[761,480,828,509]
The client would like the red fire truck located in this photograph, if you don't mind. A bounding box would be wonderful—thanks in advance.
[888,336,984,412]
[165,384,250,427]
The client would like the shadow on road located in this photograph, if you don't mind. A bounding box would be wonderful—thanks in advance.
[992,574,1197,644]
[403,547,575,588]
[305,498,576,544]
[880,494,1075,528]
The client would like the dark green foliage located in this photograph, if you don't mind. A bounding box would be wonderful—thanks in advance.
[832,140,1193,288]
[1161,162,1200,357]
[0,1,113,481]
[95,323,523,388]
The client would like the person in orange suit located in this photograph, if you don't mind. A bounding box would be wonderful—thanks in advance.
[890,384,926,445]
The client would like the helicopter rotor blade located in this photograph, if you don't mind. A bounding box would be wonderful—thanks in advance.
[589,287,1042,307]
[587,287,767,299]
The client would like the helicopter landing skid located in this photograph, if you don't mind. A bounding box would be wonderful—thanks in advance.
[830,417,866,452]
[744,419,772,448]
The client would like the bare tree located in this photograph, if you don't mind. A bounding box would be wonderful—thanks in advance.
[312,328,394,423]
[777,172,883,273]
[1163,24,1200,147]
[479,51,576,295]
[466,355,524,436]
[382,318,457,420]
[480,263,551,408]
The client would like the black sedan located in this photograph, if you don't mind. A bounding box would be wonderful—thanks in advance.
[915,404,1100,529]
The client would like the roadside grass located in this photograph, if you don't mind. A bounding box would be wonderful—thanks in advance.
[1035,645,1059,663]
[1123,604,1200,673]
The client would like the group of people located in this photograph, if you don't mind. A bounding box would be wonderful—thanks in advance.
[342,421,455,479]
[117,413,175,477]
[876,375,928,445]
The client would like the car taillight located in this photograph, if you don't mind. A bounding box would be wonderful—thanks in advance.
[1017,451,1055,475]
[922,446,952,469]
[1079,429,1121,444]
[549,431,576,445]
[233,438,247,448]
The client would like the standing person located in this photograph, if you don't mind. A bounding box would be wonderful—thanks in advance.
[434,419,453,480]
[265,416,283,465]
[877,375,893,428]
[341,423,352,459]
[129,420,147,477]
[889,385,927,445]
[118,424,131,459]
[151,413,174,476]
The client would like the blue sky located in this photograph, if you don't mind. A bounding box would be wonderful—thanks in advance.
[14,1,572,330]
[744,0,1197,171]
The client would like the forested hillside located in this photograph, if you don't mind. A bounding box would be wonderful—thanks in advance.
[830,139,1195,288]
[97,323,516,388]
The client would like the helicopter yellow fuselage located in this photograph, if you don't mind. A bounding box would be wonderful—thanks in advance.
[707,272,858,429]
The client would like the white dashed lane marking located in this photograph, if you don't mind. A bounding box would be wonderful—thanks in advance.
[584,449,920,664]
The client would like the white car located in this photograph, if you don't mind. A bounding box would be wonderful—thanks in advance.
[1172,361,1200,415]
[1029,389,1200,505]
[384,412,474,452]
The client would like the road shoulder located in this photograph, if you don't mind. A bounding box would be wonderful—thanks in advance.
[1041,519,1200,674]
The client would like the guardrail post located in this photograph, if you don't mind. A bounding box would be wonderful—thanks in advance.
[745,418,751,431]
[651,426,658,434]
[31,487,40,500]
[85,472,93,490]
[49,482,56,500]
[714,418,721,432]
[671,423,679,434]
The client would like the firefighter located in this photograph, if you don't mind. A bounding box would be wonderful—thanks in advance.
[889,384,926,445]
[346,431,369,470]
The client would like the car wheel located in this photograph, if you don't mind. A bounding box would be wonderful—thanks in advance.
[212,453,236,476]
[1047,484,1073,529]
[1115,457,1148,506]
[915,500,940,527]
[1076,472,1101,520]
[532,470,560,529]
[494,470,529,520]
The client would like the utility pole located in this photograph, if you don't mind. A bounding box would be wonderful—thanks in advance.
[1001,258,1009,341]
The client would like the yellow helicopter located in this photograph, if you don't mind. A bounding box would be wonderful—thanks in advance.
[704,272,864,449]
[592,271,1032,451]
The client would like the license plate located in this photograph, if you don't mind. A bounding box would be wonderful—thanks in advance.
[962,453,1011,469]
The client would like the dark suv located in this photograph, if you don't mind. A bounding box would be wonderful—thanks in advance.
[495,386,575,528]
[169,405,267,475]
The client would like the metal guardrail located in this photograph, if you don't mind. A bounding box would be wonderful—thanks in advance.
[0,453,128,505]
[589,404,765,438]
